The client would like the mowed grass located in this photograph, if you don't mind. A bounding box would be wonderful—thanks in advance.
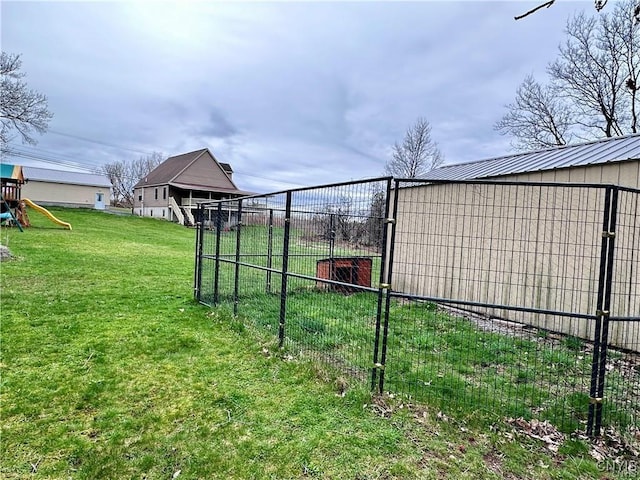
[209,260,638,436]
[0,207,626,479]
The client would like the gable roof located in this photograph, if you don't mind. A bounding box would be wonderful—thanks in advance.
[424,134,640,181]
[23,166,112,188]
[133,148,246,194]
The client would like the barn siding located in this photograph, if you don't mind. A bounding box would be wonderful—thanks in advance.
[393,176,639,351]
[22,181,110,209]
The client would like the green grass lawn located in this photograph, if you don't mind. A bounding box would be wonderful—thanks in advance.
[0,207,634,479]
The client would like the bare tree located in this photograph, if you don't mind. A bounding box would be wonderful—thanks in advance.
[385,118,443,178]
[361,186,386,251]
[312,196,354,243]
[498,1,639,150]
[1,52,53,151]
[549,11,628,138]
[102,151,165,207]
[495,75,573,150]
[613,0,640,133]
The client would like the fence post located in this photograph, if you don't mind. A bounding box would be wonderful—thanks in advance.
[377,179,400,394]
[596,187,618,435]
[278,192,292,349]
[233,199,243,316]
[213,202,223,306]
[266,208,274,294]
[194,203,205,302]
[371,179,393,390]
[588,186,618,436]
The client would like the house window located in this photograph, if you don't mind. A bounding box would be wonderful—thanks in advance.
[163,187,167,200]
[162,209,165,217]
[155,188,158,200]
[138,194,142,201]
[150,210,153,217]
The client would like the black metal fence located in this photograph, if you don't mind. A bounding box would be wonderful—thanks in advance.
[194,178,639,437]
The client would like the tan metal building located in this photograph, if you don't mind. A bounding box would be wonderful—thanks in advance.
[392,134,640,351]
[22,166,112,210]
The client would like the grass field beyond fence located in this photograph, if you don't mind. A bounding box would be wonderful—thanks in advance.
[1,207,638,479]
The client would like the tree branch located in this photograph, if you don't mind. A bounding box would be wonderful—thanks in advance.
[515,0,556,21]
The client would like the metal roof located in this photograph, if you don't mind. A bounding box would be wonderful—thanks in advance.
[23,166,112,188]
[424,134,640,181]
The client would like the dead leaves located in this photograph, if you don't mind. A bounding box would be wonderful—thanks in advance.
[580,426,640,464]
[504,417,640,468]
[506,417,564,452]
[366,394,394,418]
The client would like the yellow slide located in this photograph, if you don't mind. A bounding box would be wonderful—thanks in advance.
[23,198,72,230]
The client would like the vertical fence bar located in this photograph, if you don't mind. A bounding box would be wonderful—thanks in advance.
[378,179,401,394]
[594,186,618,436]
[213,202,222,305]
[371,179,392,390]
[266,208,273,294]
[588,186,612,436]
[194,204,205,301]
[233,200,243,316]
[329,213,335,260]
[624,193,638,315]
[278,192,292,348]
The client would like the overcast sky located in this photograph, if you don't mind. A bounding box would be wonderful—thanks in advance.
[2,0,596,193]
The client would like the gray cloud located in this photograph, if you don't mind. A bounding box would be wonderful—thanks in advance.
[193,108,239,139]
[2,1,592,192]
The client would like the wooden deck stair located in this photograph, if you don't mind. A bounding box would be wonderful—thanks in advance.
[182,207,195,226]
[169,197,185,225]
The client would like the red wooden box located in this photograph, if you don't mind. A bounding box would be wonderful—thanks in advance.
[316,257,373,293]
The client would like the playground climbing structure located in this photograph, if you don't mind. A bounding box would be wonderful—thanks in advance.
[1,163,71,230]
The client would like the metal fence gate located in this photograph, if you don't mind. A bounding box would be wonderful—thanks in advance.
[194,178,639,437]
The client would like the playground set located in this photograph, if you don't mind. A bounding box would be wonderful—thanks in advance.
[1,163,72,231]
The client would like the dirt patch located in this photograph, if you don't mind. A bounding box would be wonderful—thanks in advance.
[482,450,507,478]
